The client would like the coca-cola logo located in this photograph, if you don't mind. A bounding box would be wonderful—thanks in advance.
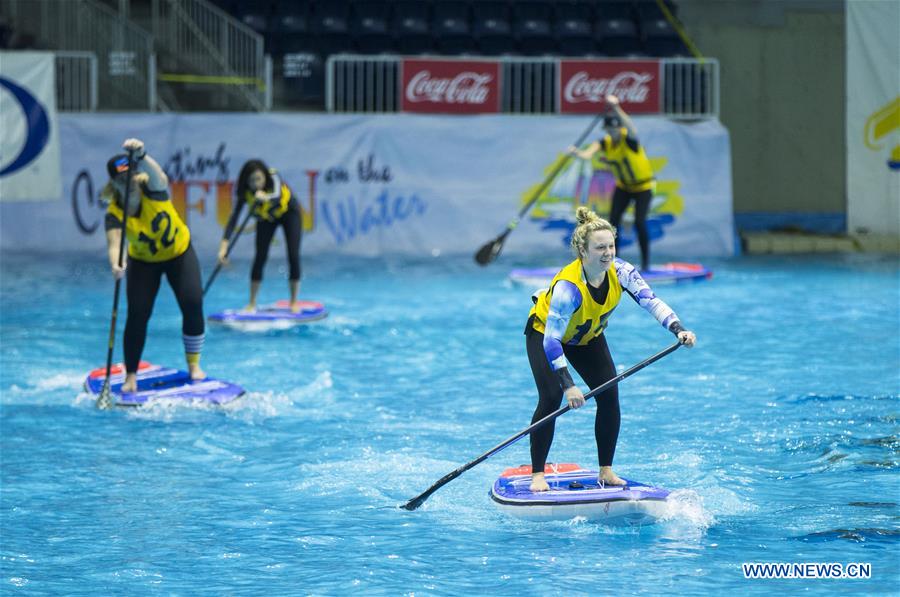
[564,71,653,104]
[405,71,493,105]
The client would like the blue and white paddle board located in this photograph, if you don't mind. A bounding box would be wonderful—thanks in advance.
[509,262,712,289]
[208,300,328,331]
[84,361,245,407]
[491,464,670,526]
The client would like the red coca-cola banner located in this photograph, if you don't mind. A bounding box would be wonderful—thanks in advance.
[559,60,661,114]
[400,59,501,114]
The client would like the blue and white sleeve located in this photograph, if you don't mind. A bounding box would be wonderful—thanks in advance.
[542,280,582,388]
[615,258,682,333]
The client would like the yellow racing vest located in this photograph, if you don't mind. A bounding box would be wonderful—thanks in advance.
[529,259,622,345]
[247,180,293,222]
[600,128,655,193]
[107,187,190,262]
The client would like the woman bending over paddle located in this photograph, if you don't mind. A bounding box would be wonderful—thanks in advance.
[103,138,205,393]
[525,207,695,492]
[217,160,303,312]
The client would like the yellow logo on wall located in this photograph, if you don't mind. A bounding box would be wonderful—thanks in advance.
[526,151,685,248]
[864,96,900,171]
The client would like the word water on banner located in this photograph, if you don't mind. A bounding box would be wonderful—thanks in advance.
[400,59,500,114]
[559,60,661,114]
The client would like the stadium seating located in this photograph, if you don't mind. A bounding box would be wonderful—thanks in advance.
[432,0,476,54]
[472,0,515,55]
[225,0,693,60]
[513,0,557,56]
[554,1,595,56]
[392,0,432,54]
[352,0,396,54]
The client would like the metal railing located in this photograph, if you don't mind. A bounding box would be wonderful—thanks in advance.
[661,58,719,119]
[55,51,98,112]
[0,0,156,110]
[327,55,399,113]
[150,0,266,110]
[502,58,556,114]
[326,55,719,119]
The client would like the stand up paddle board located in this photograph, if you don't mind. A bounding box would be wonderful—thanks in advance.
[208,300,328,331]
[509,263,712,289]
[491,464,670,526]
[84,361,245,407]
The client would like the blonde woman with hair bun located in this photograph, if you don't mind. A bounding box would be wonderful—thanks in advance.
[525,206,696,492]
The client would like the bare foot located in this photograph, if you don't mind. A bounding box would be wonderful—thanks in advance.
[121,373,137,393]
[188,364,206,381]
[241,303,257,313]
[530,472,550,492]
[599,466,626,486]
[290,300,303,313]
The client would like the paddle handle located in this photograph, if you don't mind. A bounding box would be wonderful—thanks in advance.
[511,112,604,223]
[401,341,682,510]
[473,113,604,266]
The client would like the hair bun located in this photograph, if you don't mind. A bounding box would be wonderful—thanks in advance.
[575,206,599,225]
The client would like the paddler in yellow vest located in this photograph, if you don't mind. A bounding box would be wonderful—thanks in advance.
[216,159,303,312]
[103,138,205,393]
[568,94,655,271]
[525,207,696,492]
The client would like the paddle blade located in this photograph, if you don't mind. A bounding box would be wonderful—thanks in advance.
[474,241,499,266]
[400,497,425,511]
[96,382,114,410]
[474,229,511,266]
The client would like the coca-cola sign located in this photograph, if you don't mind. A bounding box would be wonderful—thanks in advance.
[400,59,500,114]
[559,60,661,114]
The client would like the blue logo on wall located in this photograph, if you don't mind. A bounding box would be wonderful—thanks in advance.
[0,76,51,176]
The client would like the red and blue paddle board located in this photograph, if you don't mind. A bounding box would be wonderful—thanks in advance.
[491,463,670,525]
[84,361,245,407]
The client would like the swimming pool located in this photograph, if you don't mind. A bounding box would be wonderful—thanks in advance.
[1,251,898,594]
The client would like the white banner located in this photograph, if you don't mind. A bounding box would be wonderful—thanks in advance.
[0,113,733,259]
[846,0,900,236]
[0,51,62,201]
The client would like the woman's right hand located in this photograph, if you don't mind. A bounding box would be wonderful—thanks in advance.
[111,261,126,280]
[217,239,230,265]
[564,386,585,409]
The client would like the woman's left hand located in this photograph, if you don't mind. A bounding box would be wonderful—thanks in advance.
[122,138,145,159]
[677,330,696,347]
[254,189,268,202]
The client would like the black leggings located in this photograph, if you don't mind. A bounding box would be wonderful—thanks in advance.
[609,187,652,270]
[251,209,302,282]
[124,244,204,373]
[526,325,620,471]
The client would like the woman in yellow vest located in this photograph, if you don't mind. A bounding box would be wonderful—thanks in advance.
[103,138,205,393]
[526,207,696,492]
[569,94,655,271]
[217,159,303,312]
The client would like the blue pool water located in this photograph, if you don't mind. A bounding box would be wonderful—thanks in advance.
[1,251,898,594]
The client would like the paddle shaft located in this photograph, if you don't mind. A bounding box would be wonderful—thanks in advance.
[97,150,136,409]
[401,341,682,510]
[474,112,604,265]
[203,207,255,297]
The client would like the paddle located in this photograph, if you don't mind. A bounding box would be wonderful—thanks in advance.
[202,206,254,297]
[400,341,682,510]
[473,113,604,266]
[96,150,136,410]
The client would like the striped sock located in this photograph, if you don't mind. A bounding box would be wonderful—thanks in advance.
[183,333,204,366]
